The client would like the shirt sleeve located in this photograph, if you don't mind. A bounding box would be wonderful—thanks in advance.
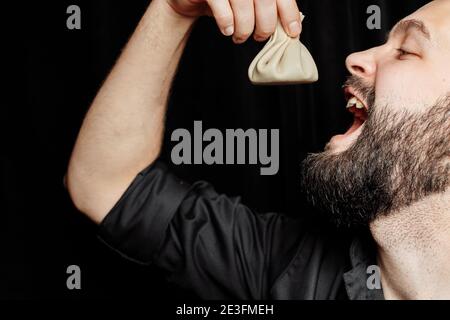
[98,159,305,299]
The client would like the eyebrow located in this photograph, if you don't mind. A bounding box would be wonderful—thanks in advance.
[388,19,431,41]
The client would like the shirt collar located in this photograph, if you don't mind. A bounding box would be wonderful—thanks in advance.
[343,232,385,300]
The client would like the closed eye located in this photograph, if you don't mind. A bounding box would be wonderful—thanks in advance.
[396,48,413,58]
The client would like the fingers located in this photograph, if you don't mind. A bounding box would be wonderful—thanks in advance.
[229,0,254,43]
[276,0,302,37]
[253,0,277,42]
[207,0,235,36]
[208,0,301,42]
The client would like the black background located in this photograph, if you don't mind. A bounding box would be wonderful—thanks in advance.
[6,0,429,299]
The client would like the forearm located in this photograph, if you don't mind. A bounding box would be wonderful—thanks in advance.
[67,0,195,222]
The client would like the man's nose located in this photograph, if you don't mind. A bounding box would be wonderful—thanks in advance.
[345,49,377,81]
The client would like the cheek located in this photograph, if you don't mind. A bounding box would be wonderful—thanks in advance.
[374,61,445,113]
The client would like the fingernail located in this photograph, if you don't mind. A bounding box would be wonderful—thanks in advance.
[233,36,244,44]
[223,26,234,36]
[300,12,306,22]
[254,35,266,42]
[288,21,301,36]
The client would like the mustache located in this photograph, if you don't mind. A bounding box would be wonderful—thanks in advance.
[343,75,376,109]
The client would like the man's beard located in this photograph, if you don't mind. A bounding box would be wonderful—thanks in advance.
[301,77,450,229]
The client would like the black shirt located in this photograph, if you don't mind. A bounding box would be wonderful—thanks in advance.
[98,160,384,300]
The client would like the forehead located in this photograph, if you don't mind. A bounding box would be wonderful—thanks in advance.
[405,0,450,45]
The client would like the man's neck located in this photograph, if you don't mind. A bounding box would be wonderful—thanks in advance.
[369,189,450,300]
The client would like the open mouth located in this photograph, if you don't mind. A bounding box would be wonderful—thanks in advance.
[343,89,369,136]
[326,87,369,152]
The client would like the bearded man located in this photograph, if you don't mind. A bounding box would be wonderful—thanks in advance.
[66,0,450,299]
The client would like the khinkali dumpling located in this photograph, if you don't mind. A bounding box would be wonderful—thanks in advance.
[248,14,319,85]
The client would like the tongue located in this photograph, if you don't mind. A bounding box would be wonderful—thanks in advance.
[343,117,364,136]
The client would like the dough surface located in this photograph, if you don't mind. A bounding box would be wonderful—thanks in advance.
[248,14,319,85]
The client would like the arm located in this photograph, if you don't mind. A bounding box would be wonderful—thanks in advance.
[67,0,302,224]
[67,0,194,223]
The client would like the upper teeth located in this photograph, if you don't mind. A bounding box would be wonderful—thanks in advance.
[346,97,365,109]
